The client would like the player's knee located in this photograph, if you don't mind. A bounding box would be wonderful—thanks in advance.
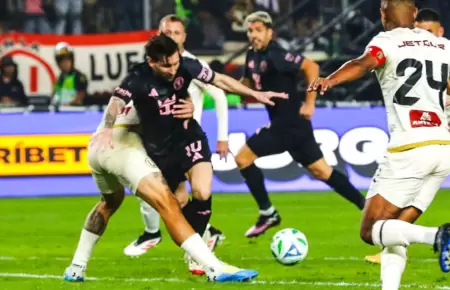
[176,193,189,208]
[101,189,125,214]
[307,160,332,180]
[191,186,211,200]
[235,152,253,169]
[359,222,374,245]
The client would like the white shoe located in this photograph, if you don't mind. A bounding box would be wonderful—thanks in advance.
[63,264,85,282]
[187,256,205,276]
[203,225,224,252]
[124,231,162,257]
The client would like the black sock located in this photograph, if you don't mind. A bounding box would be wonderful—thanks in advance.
[182,197,211,236]
[325,170,365,210]
[240,164,272,211]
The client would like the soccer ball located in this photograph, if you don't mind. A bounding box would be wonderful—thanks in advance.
[270,228,308,265]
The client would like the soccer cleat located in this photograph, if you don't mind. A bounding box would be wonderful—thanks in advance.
[63,264,85,282]
[364,252,381,264]
[208,225,226,244]
[203,225,225,253]
[434,223,450,273]
[187,256,206,276]
[206,263,259,282]
[124,231,162,257]
[245,211,281,238]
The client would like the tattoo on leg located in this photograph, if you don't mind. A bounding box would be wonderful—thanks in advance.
[84,204,107,235]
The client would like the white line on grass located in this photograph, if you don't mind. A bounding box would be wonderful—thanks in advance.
[0,256,437,263]
[0,272,449,289]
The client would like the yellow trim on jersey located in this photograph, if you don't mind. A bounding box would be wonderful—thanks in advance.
[388,140,450,153]
[113,124,130,128]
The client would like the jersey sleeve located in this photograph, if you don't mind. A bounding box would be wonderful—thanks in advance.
[365,33,391,68]
[270,47,305,73]
[112,74,142,104]
[183,57,216,84]
[74,72,88,92]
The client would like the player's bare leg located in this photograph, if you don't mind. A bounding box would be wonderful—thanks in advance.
[136,172,258,282]
[360,194,450,290]
[306,158,365,210]
[124,181,223,258]
[365,206,422,264]
[236,144,281,238]
[64,188,125,281]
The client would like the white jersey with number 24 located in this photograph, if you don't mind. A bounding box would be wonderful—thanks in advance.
[366,27,450,151]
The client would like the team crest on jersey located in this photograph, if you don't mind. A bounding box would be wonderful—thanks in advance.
[260,61,267,72]
[173,77,184,90]
[285,53,295,62]
[409,110,442,128]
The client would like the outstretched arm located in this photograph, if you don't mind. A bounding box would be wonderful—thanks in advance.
[212,72,287,106]
[308,51,381,95]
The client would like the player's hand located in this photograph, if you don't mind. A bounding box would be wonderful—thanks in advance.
[300,102,315,120]
[216,140,229,161]
[173,99,194,119]
[253,91,288,106]
[89,128,113,151]
[307,78,337,95]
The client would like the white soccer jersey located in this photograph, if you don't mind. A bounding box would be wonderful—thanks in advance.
[182,50,229,141]
[95,99,141,147]
[366,28,450,151]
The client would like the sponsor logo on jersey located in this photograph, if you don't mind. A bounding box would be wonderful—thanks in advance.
[148,88,159,97]
[410,110,442,128]
[398,40,445,50]
[114,87,132,98]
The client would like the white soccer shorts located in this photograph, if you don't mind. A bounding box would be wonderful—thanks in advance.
[88,137,159,194]
[367,144,450,212]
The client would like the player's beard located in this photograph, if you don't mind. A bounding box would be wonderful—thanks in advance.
[154,69,175,82]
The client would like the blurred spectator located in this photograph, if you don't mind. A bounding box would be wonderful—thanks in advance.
[0,56,28,107]
[55,0,82,34]
[111,0,143,32]
[226,0,253,41]
[23,0,52,33]
[52,42,88,106]
[253,0,279,17]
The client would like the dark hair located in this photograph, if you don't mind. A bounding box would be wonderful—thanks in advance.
[145,34,179,62]
[159,14,185,30]
[416,8,440,23]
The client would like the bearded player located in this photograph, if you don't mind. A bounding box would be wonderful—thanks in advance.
[123,15,229,275]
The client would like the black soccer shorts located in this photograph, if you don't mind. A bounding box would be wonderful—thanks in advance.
[247,118,323,167]
[152,132,212,193]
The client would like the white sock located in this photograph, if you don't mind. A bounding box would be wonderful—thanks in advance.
[372,220,438,247]
[260,206,275,216]
[140,198,160,234]
[381,246,407,290]
[72,229,100,267]
[181,234,222,270]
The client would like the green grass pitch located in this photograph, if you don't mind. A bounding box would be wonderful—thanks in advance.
[1,191,450,289]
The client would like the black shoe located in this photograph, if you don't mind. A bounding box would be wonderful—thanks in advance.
[434,223,450,273]
[245,211,281,238]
